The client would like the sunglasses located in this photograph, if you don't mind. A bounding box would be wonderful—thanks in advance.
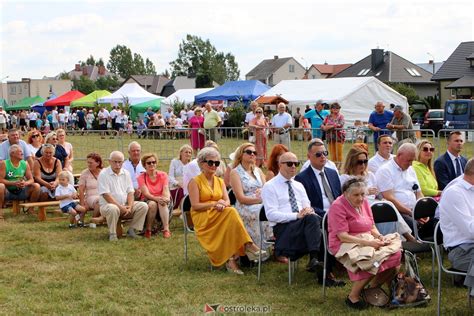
[146,160,157,165]
[313,151,329,158]
[31,134,40,138]
[422,147,435,152]
[203,160,221,167]
[244,149,257,156]
[357,159,369,165]
[280,161,300,167]
[255,111,263,114]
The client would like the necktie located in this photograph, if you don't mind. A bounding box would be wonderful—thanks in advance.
[286,180,299,213]
[455,157,462,177]
[320,171,335,204]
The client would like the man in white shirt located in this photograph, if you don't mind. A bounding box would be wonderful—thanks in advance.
[27,110,37,130]
[0,106,7,132]
[368,134,395,174]
[122,141,145,198]
[51,107,59,130]
[376,143,425,233]
[98,151,148,241]
[262,152,323,276]
[271,102,293,149]
[439,158,474,291]
[109,106,118,130]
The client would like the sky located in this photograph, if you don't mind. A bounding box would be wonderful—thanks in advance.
[0,0,473,82]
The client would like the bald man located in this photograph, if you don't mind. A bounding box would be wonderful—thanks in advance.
[98,151,148,241]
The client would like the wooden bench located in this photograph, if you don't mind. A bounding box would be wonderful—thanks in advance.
[19,200,78,221]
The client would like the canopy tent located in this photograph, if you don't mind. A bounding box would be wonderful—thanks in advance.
[0,98,7,108]
[32,94,56,116]
[194,80,270,104]
[6,96,46,111]
[261,77,408,125]
[161,88,212,113]
[129,98,162,121]
[97,83,163,106]
[43,90,85,108]
[70,90,111,108]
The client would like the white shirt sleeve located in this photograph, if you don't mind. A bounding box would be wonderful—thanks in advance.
[261,180,298,224]
[375,166,393,192]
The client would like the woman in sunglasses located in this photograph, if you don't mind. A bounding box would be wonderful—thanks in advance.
[35,132,70,171]
[230,143,273,262]
[137,153,171,239]
[26,130,44,156]
[249,106,268,167]
[188,147,265,274]
[413,140,441,200]
[340,147,416,242]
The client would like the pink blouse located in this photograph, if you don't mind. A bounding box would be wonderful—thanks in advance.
[137,171,168,197]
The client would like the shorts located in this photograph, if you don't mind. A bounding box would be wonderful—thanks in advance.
[115,123,123,131]
[29,120,37,128]
[99,124,107,130]
[61,202,78,213]
[19,118,26,126]
[6,187,29,201]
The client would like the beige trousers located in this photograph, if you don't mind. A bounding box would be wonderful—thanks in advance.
[100,201,148,235]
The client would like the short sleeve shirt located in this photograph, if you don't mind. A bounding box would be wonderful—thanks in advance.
[137,171,168,197]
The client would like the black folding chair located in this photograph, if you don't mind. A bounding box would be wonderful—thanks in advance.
[321,212,330,298]
[227,189,237,206]
[434,222,471,316]
[180,195,194,264]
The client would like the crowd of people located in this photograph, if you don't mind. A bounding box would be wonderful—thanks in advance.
[0,99,472,310]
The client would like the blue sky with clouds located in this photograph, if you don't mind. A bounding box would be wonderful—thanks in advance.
[1,0,473,81]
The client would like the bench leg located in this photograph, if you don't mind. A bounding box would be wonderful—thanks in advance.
[38,206,46,221]
[12,200,20,215]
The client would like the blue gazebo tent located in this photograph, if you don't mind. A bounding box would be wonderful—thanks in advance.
[194,80,270,105]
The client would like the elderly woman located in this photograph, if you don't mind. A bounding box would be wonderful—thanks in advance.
[265,144,289,181]
[36,131,69,170]
[169,144,192,207]
[188,147,265,274]
[56,129,74,172]
[321,102,345,167]
[413,140,440,199]
[188,107,205,156]
[230,143,274,262]
[78,152,103,222]
[26,130,43,156]
[328,178,402,310]
[249,107,268,167]
[137,153,171,239]
[340,147,416,242]
[33,144,62,201]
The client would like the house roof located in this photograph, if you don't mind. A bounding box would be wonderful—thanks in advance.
[246,57,294,80]
[431,41,474,81]
[254,95,288,104]
[445,75,474,88]
[61,65,111,81]
[333,51,435,84]
[127,75,170,94]
[416,62,444,74]
[311,63,352,76]
[162,76,195,90]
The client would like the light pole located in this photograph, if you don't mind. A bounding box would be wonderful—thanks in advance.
[427,52,435,74]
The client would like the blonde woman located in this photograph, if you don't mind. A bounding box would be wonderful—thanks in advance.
[56,129,73,172]
[168,144,193,207]
[413,140,441,199]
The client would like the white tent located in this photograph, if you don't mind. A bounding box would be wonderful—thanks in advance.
[97,83,163,105]
[161,88,212,114]
[261,77,408,125]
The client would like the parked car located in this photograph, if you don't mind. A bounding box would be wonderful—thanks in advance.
[410,103,429,124]
[421,109,444,134]
[444,99,474,129]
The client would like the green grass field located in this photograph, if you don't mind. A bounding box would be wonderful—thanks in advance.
[0,133,472,314]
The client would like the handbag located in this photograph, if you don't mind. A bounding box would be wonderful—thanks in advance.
[361,287,389,307]
[198,128,205,135]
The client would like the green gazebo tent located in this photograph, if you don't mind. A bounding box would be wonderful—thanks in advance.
[70,90,111,108]
[129,98,162,121]
[0,98,7,108]
[6,96,45,111]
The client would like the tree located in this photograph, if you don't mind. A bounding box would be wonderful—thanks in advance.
[85,55,96,66]
[387,83,419,104]
[169,34,240,87]
[107,44,157,78]
[95,75,120,91]
[161,69,170,78]
[132,53,146,74]
[96,58,105,67]
[58,71,70,80]
[145,58,156,75]
[72,76,97,94]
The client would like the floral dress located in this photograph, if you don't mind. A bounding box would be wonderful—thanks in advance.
[234,164,272,260]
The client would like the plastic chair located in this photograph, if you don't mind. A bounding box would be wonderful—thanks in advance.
[180,195,194,264]
[433,222,471,316]
[257,206,297,285]
[412,197,438,287]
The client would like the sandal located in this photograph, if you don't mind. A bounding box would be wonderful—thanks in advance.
[226,258,244,275]
[162,230,172,239]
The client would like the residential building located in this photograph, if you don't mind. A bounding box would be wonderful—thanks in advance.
[245,56,306,86]
[417,60,444,74]
[160,76,196,97]
[333,49,437,99]
[304,63,352,79]
[58,64,112,81]
[6,78,72,105]
[122,75,170,95]
[431,41,474,105]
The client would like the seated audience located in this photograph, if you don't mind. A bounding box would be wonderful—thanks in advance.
[98,151,148,242]
[413,140,441,199]
[328,178,402,310]
[0,144,40,219]
[36,132,69,170]
[56,129,74,172]
[265,144,289,181]
[26,130,43,156]
[33,144,61,201]
[168,144,192,207]
[230,143,273,262]
[78,152,103,222]
[188,147,264,274]
[137,153,171,239]
[439,158,474,291]
[122,141,145,198]
[0,128,34,169]
[55,170,86,228]
[434,131,467,190]
[368,134,395,174]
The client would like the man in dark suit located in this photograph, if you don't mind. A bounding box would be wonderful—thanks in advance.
[295,138,344,287]
[434,131,468,190]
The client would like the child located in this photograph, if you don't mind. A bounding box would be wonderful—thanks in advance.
[126,120,133,137]
[55,171,86,228]
[136,119,146,139]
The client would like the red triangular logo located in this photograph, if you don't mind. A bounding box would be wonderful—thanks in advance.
[204,304,215,313]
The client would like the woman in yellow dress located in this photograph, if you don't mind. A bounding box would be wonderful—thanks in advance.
[188,147,266,274]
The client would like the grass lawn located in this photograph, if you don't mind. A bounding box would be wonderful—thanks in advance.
[0,133,471,314]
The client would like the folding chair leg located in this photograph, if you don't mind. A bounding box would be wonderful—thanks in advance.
[437,264,442,316]
[184,230,188,264]
[288,260,292,285]
[431,246,435,288]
